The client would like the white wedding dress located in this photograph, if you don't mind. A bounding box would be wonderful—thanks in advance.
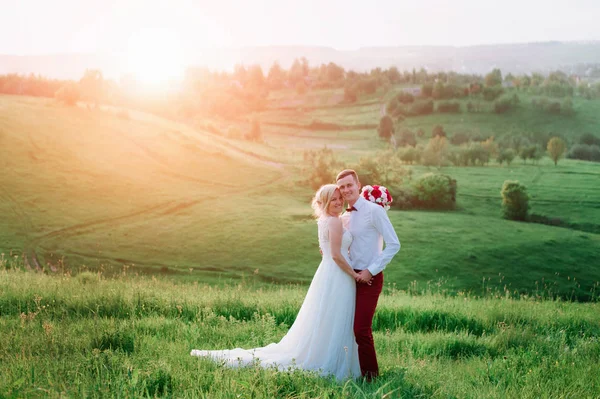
[190,216,361,380]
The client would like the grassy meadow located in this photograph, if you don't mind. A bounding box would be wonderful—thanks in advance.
[1,264,599,398]
[1,84,600,397]
[1,92,599,297]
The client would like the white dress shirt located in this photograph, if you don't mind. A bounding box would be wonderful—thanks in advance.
[345,196,400,276]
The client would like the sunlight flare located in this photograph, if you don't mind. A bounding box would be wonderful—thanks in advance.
[126,28,187,89]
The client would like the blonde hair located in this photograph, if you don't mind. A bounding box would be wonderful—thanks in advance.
[311,184,340,219]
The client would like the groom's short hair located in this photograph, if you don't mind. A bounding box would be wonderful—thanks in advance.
[336,169,359,183]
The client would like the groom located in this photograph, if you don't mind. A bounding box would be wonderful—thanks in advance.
[336,169,400,380]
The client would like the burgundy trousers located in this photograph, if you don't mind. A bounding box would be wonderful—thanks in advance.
[354,270,383,379]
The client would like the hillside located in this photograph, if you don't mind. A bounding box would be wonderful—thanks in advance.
[0,95,287,279]
[1,93,600,299]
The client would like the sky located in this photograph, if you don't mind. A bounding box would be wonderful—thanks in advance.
[2,0,600,56]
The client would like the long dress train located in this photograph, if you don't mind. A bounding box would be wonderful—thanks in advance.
[190,216,361,380]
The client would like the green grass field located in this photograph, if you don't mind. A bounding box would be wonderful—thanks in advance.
[1,266,599,398]
[263,87,600,137]
[1,86,600,397]
[1,93,600,299]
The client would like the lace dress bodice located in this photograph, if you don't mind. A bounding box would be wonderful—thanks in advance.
[318,216,352,261]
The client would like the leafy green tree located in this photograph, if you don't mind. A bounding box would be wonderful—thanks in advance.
[386,67,401,83]
[303,147,342,189]
[378,115,394,140]
[267,61,285,89]
[485,68,503,87]
[422,136,448,167]
[288,58,305,85]
[326,62,345,82]
[247,65,265,88]
[497,148,516,166]
[547,137,566,166]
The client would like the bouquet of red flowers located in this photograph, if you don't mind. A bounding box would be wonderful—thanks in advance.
[361,185,393,210]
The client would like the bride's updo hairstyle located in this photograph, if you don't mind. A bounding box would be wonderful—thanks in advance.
[311,184,339,219]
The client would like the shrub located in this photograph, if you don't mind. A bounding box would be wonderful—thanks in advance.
[354,150,410,189]
[398,130,417,147]
[387,98,399,113]
[412,173,457,209]
[55,83,81,106]
[432,83,464,100]
[501,181,529,221]
[390,187,416,209]
[482,86,504,101]
[547,101,561,114]
[396,91,415,104]
[567,144,600,162]
[400,147,421,164]
[303,147,342,190]
[359,78,378,94]
[494,96,513,114]
[409,100,434,116]
[450,132,470,145]
[580,133,600,146]
[432,124,446,138]
[437,101,461,113]
[421,83,434,97]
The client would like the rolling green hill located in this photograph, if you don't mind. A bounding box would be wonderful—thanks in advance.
[1,92,599,299]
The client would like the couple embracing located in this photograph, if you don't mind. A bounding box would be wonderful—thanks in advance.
[191,169,401,381]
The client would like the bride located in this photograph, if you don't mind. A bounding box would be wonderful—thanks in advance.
[190,184,362,380]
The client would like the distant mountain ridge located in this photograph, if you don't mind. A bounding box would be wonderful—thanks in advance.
[2,41,600,80]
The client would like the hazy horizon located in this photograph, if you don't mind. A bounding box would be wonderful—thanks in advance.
[3,0,600,82]
[3,0,600,56]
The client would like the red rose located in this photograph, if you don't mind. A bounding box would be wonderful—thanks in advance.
[371,188,382,198]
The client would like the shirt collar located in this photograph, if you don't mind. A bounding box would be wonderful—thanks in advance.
[352,196,367,210]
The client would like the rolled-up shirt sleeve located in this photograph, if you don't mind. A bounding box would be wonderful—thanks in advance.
[367,206,400,276]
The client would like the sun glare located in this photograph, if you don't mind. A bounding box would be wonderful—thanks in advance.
[126,28,187,90]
